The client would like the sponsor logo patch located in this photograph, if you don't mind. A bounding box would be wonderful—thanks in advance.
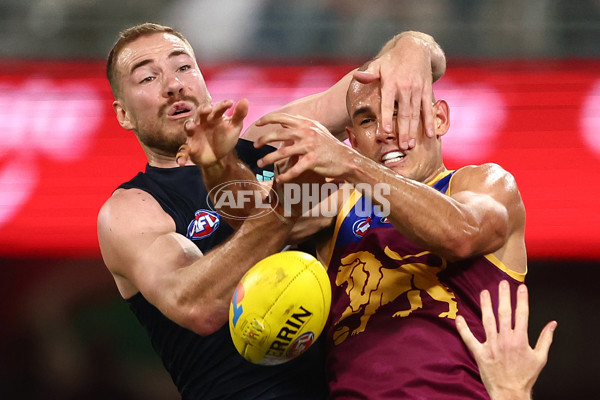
[352,217,372,238]
[286,331,315,358]
[186,209,220,240]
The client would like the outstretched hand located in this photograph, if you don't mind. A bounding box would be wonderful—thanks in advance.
[353,35,435,151]
[254,113,357,183]
[456,281,557,400]
[176,99,248,167]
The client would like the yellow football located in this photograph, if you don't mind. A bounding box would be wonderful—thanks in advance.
[229,251,331,365]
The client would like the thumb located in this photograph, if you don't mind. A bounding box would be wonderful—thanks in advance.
[176,144,190,166]
[232,98,249,126]
[353,64,381,84]
[534,320,557,361]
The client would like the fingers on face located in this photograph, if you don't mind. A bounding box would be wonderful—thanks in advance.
[387,85,420,151]
[421,91,435,138]
[353,68,379,84]
[380,85,395,135]
[408,88,421,145]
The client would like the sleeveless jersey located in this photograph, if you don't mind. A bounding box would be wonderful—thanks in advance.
[324,170,525,400]
[119,139,327,399]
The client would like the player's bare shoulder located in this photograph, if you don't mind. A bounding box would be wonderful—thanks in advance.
[452,163,525,230]
[98,188,176,239]
[452,163,521,198]
[98,189,175,271]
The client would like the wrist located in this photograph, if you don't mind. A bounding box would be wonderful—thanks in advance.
[201,152,236,179]
[378,31,428,57]
[379,31,446,82]
[488,386,533,400]
[342,151,383,188]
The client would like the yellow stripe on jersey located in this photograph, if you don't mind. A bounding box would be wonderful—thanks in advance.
[426,170,456,188]
[484,253,527,282]
[324,189,362,269]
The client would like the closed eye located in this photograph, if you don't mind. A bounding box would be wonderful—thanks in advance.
[360,118,374,126]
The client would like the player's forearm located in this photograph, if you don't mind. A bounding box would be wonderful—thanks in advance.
[243,71,353,143]
[201,151,261,223]
[171,212,293,335]
[342,160,478,260]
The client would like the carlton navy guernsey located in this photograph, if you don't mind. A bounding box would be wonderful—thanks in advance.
[119,138,327,399]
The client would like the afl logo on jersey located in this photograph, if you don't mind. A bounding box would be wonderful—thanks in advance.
[352,217,372,238]
[187,209,220,240]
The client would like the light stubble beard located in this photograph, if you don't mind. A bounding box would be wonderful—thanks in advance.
[141,95,202,156]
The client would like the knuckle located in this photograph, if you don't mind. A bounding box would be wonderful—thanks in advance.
[411,78,424,89]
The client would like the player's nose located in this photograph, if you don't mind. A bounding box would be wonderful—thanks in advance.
[375,122,397,144]
[163,73,184,98]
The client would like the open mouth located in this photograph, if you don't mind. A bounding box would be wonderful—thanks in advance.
[381,150,405,165]
[169,103,192,118]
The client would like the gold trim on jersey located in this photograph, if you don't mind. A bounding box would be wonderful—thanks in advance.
[442,168,527,282]
[483,253,527,282]
[324,189,362,269]
[425,170,455,187]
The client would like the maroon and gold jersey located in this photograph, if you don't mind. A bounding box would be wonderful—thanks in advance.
[323,170,525,399]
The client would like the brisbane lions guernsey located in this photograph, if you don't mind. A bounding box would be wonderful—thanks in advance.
[324,170,525,400]
[118,139,327,400]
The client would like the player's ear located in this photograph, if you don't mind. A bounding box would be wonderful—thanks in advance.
[113,100,134,131]
[346,126,359,148]
[433,99,450,137]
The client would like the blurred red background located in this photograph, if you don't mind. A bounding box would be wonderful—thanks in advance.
[1,60,599,259]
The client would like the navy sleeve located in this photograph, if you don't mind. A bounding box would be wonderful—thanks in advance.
[235,138,276,177]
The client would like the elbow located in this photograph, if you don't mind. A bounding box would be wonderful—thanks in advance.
[440,230,475,262]
[178,301,229,336]
[444,235,477,261]
[441,222,507,262]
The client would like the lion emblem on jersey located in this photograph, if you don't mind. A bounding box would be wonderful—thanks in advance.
[333,248,457,345]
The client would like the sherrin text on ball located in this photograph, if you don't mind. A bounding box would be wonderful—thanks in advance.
[229,251,331,365]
